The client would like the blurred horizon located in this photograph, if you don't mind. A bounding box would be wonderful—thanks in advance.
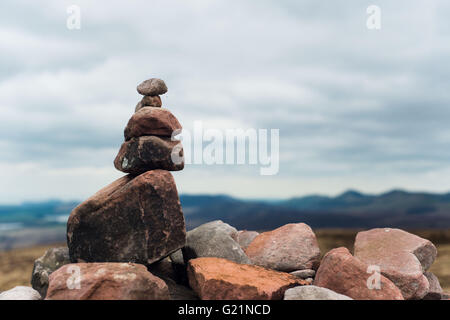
[2,186,450,206]
[2,189,450,245]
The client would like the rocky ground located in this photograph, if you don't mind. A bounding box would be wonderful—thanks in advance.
[3,229,449,294]
[0,223,450,300]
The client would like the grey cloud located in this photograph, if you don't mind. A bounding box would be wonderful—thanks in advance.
[1,0,450,200]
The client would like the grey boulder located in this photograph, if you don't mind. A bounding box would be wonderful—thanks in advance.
[31,247,71,297]
[183,220,251,264]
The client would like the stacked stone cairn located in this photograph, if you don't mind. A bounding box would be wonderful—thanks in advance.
[1,79,448,300]
[66,78,185,269]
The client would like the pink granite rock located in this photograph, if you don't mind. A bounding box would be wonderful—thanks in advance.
[46,263,169,300]
[314,247,404,300]
[245,223,320,272]
[354,228,437,299]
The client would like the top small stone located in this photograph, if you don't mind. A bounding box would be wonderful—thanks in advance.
[137,78,168,96]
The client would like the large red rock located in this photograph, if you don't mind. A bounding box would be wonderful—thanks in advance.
[46,263,169,300]
[245,223,320,272]
[67,170,186,265]
[187,257,307,300]
[114,136,184,174]
[124,107,181,140]
[314,247,404,300]
[354,228,437,300]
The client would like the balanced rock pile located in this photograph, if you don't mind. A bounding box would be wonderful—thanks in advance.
[0,79,448,300]
[67,78,185,267]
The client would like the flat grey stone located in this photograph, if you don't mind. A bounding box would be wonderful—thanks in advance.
[0,286,42,300]
[284,285,353,300]
[290,269,316,279]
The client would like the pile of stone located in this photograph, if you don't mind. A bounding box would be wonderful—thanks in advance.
[114,79,184,174]
[66,78,185,269]
[0,79,448,300]
[1,221,449,300]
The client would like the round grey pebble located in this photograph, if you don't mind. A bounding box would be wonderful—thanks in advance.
[137,78,168,96]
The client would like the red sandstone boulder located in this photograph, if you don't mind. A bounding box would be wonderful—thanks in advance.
[114,136,184,174]
[187,257,307,300]
[245,223,320,272]
[124,107,181,140]
[314,247,404,300]
[46,263,169,300]
[354,228,437,300]
[67,170,186,265]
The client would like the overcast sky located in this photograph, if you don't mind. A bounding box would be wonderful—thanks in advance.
[1,0,450,203]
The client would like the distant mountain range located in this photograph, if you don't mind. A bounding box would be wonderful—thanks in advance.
[1,189,450,247]
[181,190,450,230]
